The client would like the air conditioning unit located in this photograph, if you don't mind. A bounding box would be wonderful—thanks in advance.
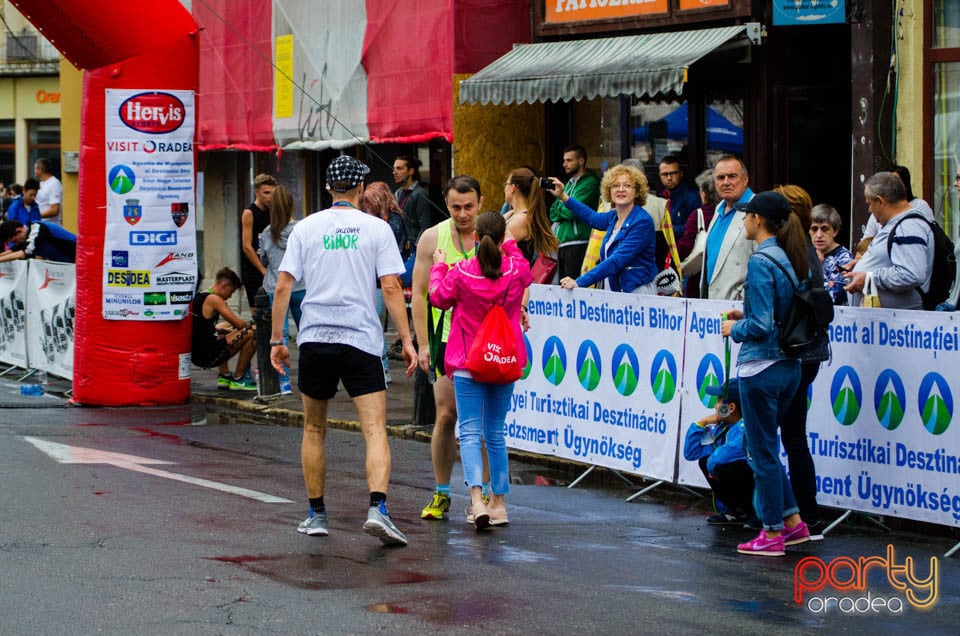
[6,34,38,62]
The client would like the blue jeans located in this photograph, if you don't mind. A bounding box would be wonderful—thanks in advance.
[268,290,305,384]
[453,374,513,495]
[739,360,801,531]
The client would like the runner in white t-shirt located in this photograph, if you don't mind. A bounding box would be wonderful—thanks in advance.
[270,155,418,547]
[34,158,63,225]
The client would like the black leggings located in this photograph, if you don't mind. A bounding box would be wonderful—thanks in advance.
[781,361,821,523]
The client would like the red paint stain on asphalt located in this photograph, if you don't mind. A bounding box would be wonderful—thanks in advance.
[128,427,184,444]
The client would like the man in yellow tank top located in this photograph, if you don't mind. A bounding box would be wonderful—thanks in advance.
[412,175,481,520]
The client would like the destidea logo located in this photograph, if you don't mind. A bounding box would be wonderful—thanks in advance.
[696,353,724,408]
[650,349,677,404]
[918,372,953,435]
[576,340,602,391]
[521,334,533,380]
[873,369,906,431]
[541,336,567,386]
[831,365,862,426]
[611,344,640,396]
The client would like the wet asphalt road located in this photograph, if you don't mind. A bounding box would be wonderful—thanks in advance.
[1,404,959,635]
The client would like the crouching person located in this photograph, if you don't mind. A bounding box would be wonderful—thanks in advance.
[684,379,755,525]
[191,267,257,390]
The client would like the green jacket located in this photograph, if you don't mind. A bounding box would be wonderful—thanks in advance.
[549,171,601,244]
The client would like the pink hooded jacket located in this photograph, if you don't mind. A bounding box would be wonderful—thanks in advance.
[429,240,532,376]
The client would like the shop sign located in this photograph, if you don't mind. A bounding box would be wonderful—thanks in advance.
[773,0,846,26]
[35,90,60,104]
[546,0,668,24]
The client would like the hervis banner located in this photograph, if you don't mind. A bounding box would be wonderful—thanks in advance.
[508,285,685,480]
[0,260,29,368]
[26,261,75,380]
[807,306,960,527]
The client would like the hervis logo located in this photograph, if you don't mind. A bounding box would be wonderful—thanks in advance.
[611,344,639,396]
[521,335,532,380]
[918,373,953,436]
[696,353,724,408]
[576,340,602,391]
[650,349,677,404]
[873,369,906,431]
[830,365,862,426]
[541,336,567,386]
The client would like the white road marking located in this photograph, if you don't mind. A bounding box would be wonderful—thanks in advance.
[23,436,293,504]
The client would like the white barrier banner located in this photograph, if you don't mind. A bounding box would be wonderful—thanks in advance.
[26,261,75,379]
[676,299,743,488]
[0,260,29,368]
[808,306,960,526]
[102,89,197,321]
[506,285,685,480]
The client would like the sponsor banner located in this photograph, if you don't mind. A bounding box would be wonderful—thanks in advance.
[26,261,75,380]
[676,299,743,488]
[507,285,685,480]
[807,306,960,527]
[0,260,29,368]
[103,89,198,320]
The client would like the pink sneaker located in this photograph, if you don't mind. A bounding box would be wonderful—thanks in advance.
[782,521,812,546]
[737,530,785,557]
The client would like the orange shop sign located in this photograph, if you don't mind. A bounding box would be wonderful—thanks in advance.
[35,90,61,104]
[546,0,668,23]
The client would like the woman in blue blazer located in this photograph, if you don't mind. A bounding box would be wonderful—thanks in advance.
[549,164,657,294]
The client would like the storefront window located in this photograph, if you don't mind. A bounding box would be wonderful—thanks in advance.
[629,99,686,189]
[933,1,960,49]
[932,62,960,240]
[705,99,744,169]
[28,119,60,176]
[0,121,13,186]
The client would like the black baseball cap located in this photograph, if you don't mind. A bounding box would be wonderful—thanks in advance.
[326,156,370,192]
[735,191,791,222]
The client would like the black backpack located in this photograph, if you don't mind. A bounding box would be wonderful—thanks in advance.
[885,212,956,310]
[756,252,834,356]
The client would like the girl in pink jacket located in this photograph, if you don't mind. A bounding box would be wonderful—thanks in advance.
[429,211,532,530]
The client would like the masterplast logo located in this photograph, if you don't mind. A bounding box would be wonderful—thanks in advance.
[576,340,602,391]
[611,344,639,397]
[541,336,567,386]
[696,353,724,408]
[650,349,677,404]
[874,369,906,431]
[831,365,862,426]
[918,372,953,435]
[794,545,938,614]
[119,92,185,134]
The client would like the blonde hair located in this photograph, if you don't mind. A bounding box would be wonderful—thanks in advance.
[600,164,648,207]
[773,184,813,232]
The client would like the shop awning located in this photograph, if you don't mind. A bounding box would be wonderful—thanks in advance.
[460,25,749,105]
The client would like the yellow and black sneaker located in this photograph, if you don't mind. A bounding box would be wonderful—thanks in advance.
[420,491,451,520]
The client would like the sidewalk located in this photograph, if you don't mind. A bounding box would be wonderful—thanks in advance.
[190,338,427,435]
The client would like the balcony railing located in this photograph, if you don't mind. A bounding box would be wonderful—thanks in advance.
[0,29,60,75]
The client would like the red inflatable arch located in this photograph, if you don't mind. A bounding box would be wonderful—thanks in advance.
[11,1,199,405]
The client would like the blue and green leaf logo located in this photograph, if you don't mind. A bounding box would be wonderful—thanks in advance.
[521,335,532,380]
[695,354,724,408]
[830,365,862,426]
[611,344,640,396]
[873,369,906,431]
[650,349,678,404]
[108,164,136,195]
[918,373,953,436]
[576,340,602,391]
[541,336,567,386]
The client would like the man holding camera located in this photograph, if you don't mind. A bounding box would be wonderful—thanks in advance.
[548,144,600,280]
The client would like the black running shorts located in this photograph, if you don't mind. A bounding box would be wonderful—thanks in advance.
[298,342,386,400]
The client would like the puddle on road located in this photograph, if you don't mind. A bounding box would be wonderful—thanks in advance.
[205,552,443,591]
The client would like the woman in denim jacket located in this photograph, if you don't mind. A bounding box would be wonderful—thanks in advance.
[720,191,815,557]
[549,164,657,294]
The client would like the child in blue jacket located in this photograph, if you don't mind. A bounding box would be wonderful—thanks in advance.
[684,379,755,525]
